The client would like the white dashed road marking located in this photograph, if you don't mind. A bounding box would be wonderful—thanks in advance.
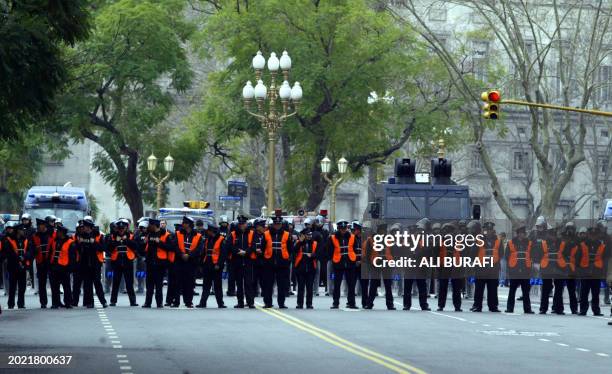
[95,301,134,373]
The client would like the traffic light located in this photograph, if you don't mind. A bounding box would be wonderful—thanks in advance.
[481,90,501,120]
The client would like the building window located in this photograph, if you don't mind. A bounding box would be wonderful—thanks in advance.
[517,127,526,136]
[43,154,64,166]
[599,154,610,175]
[472,41,489,57]
[597,65,611,102]
[428,6,447,22]
[470,151,483,170]
[601,129,609,138]
[513,151,529,171]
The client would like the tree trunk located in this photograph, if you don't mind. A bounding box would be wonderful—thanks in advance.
[122,153,144,224]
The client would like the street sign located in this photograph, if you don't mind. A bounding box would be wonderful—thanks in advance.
[219,195,241,209]
[228,180,248,197]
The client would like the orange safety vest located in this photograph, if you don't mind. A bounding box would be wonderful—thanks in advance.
[146,231,171,260]
[331,234,356,263]
[174,231,203,262]
[507,240,532,268]
[204,236,224,264]
[32,233,54,264]
[95,234,104,263]
[579,242,605,269]
[50,238,74,266]
[295,241,318,268]
[110,234,136,261]
[264,231,290,260]
[6,237,30,266]
[231,230,255,259]
[557,241,574,271]
[539,240,551,268]
[478,238,500,265]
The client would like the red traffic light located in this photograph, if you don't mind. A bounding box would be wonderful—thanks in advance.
[488,91,501,102]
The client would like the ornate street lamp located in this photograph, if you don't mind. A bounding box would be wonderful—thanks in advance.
[321,156,348,223]
[148,153,174,212]
[243,50,302,211]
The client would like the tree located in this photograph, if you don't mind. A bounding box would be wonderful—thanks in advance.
[397,0,612,227]
[0,0,90,140]
[192,0,465,211]
[53,0,199,222]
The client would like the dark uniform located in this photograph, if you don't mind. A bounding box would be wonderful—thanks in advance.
[551,223,579,314]
[294,228,318,308]
[504,226,534,314]
[328,220,358,309]
[172,217,204,308]
[576,228,607,316]
[262,216,293,308]
[437,223,464,312]
[49,226,77,308]
[535,228,563,314]
[73,219,107,308]
[2,225,31,308]
[251,219,267,297]
[351,221,369,308]
[403,222,431,311]
[228,216,256,308]
[472,222,501,313]
[30,219,54,308]
[141,219,174,308]
[107,219,139,306]
[198,223,226,308]
[365,225,395,310]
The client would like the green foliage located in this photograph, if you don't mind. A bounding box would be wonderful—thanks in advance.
[192,0,467,209]
[0,0,90,140]
[54,0,198,212]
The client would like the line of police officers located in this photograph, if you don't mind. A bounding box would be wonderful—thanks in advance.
[1,213,610,325]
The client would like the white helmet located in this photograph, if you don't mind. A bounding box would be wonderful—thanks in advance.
[21,213,32,220]
[535,216,546,226]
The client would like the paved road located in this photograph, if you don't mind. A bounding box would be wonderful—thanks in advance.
[1,287,611,374]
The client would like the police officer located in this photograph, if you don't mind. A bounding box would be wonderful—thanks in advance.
[351,221,369,308]
[365,224,396,310]
[228,215,256,308]
[504,225,534,314]
[577,227,606,316]
[328,219,358,309]
[552,222,579,315]
[437,222,463,312]
[218,215,235,297]
[252,218,267,297]
[165,223,180,307]
[74,218,107,308]
[403,219,431,311]
[472,221,501,313]
[107,219,139,306]
[198,222,227,308]
[134,218,149,294]
[2,224,31,308]
[535,225,562,314]
[294,227,318,309]
[173,216,204,308]
[31,218,53,308]
[141,218,174,308]
[261,215,293,309]
[48,224,77,309]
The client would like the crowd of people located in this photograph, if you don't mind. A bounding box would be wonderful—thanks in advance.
[0,213,610,326]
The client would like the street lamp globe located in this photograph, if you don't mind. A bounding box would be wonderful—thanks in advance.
[280,51,291,70]
[279,81,291,100]
[291,82,303,101]
[163,154,175,173]
[252,51,265,70]
[147,154,158,172]
[267,52,280,72]
[338,157,348,174]
[242,81,255,100]
[321,156,331,174]
[254,80,267,99]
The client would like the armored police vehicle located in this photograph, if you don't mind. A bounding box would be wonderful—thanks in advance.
[368,155,478,227]
[23,186,89,233]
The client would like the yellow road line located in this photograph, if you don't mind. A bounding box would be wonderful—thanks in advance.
[257,306,427,374]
